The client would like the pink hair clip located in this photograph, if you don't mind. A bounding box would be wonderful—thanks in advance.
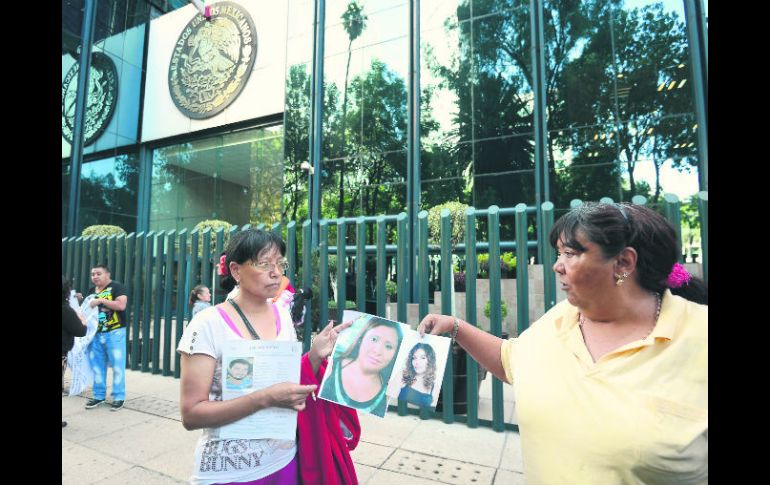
[666,263,691,288]
[217,254,228,276]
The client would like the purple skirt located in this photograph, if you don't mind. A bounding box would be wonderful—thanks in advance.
[215,456,298,485]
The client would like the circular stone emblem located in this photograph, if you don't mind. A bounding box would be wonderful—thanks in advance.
[168,1,258,119]
[61,51,119,146]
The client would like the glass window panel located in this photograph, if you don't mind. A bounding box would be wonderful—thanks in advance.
[616,114,698,200]
[472,12,534,139]
[361,2,408,46]
[354,181,407,216]
[288,0,314,38]
[421,0,462,33]
[551,160,622,210]
[611,2,695,124]
[359,39,409,152]
[150,125,285,232]
[421,178,472,209]
[471,0,528,20]
[473,135,534,175]
[544,1,615,130]
[473,171,535,208]
[323,49,364,159]
[79,154,140,232]
[62,160,72,237]
[421,140,472,181]
[421,21,468,146]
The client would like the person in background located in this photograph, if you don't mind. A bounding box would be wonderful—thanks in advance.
[84,264,129,411]
[62,275,86,427]
[419,202,707,484]
[189,284,212,317]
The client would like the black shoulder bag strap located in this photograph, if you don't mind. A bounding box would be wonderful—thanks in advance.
[227,298,260,340]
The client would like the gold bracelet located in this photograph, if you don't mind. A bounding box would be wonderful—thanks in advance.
[450,317,460,343]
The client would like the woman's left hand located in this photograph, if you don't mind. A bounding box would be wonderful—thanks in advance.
[309,320,354,364]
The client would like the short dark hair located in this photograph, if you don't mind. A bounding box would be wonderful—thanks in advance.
[220,230,286,292]
[91,264,110,273]
[62,275,72,302]
[549,202,707,304]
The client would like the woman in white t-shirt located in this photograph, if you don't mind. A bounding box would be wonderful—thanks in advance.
[177,229,349,485]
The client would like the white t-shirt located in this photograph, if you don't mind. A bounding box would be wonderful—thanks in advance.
[176,304,298,485]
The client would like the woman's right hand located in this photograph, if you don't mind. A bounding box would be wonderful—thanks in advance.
[263,382,317,411]
[418,313,456,336]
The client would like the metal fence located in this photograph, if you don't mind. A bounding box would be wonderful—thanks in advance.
[61,192,708,431]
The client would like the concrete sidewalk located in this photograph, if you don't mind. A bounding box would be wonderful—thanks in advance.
[62,369,526,484]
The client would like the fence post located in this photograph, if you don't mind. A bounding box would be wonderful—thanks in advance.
[487,206,504,432]
[152,231,165,374]
[175,229,188,378]
[417,210,430,420]
[188,229,200,321]
[663,193,683,263]
[570,199,583,209]
[376,216,386,318]
[163,231,176,376]
[130,232,145,371]
[697,191,708,283]
[631,195,648,206]
[440,209,455,424]
[541,202,556,311]
[201,228,212,294]
[396,213,409,417]
[337,219,347,317]
[356,217,366,312]
[302,220,313,351]
[213,228,225,303]
[141,232,155,373]
[319,221,329,331]
[124,234,135,352]
[599,197,614,204]
[287,221,297,288]
[465,206,479,428]
[515,203,529,337]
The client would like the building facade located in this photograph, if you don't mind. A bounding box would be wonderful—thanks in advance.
[62,0,708,242]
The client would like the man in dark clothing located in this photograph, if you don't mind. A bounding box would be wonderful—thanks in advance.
[84,265,129,411]
[62,276,86,427]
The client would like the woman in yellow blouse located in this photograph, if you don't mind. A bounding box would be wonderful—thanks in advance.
[419,202,707,484]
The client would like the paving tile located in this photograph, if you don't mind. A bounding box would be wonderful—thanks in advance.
[382,449,495,485]
[143,439,199,482]
[62,397,156,444]
[355,463,378,484]
[494,468,527,485]
[365,468,445,485]
[91,466,185,485]
[351,440,396,468]
[498,432,524,473]
[399,419,506,468]
[62,442,134,484]
[358,412,421,448]
[85,416,198,464]
[125,395,180,418]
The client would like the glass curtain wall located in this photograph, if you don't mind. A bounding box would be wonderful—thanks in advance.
[544,0,700,216]
[420,0,536,214]
[61,0,152,235]
[150,126,285,232]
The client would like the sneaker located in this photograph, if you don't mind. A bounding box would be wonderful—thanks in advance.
[62,421,67,428]
[85,398,105,409]
[110,400,125,411]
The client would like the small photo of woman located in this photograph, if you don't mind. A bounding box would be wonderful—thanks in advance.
[225,357,253,390]
[397,343,438,408]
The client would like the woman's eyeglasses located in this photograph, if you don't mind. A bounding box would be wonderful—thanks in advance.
[248,259,290,273]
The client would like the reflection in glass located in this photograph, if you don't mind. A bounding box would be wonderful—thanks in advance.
[150,126,284,232]
[79,154,140,232]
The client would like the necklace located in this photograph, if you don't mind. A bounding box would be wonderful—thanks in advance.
[579,292,662,341]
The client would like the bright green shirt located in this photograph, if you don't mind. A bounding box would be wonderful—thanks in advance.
[501,289,707,484]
